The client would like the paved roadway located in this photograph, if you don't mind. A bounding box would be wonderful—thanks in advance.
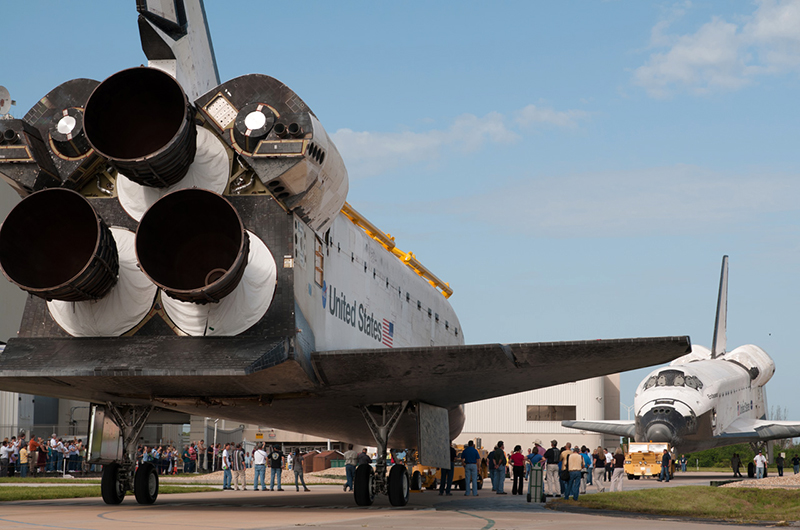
[0,473,761,530]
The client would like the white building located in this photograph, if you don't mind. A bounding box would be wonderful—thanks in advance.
[454,375,621,453]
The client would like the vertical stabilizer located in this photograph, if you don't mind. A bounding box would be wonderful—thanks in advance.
[136,0,220,101]
[711,255,728,359]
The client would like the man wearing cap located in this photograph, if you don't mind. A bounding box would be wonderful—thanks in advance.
[754,450,768,479]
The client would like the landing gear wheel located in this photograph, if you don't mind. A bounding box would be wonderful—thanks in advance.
[477,476,483,490]
[101,463,126,505]
[411,470,423,490]
[747,462,755,478]
[354,464,375,506]
[388,464,410,506]
[134,462,159,504]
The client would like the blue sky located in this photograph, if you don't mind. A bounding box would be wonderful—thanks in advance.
[2,1,800,419]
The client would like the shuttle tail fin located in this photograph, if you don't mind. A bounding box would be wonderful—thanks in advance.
[136,0,220,101]
[711,255,728,359]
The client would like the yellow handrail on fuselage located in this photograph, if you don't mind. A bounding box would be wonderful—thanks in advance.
[341,202,453,299]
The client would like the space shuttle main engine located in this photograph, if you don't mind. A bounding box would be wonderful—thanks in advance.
[83,68,197,188]
[136,188,249,304]
[0,188,119,301]
[0,66,350,340]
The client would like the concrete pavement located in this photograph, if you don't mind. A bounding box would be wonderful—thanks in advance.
[0,473,766,529]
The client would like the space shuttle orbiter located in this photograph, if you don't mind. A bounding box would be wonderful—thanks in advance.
[564,255,800,455]
[0,0,690,507]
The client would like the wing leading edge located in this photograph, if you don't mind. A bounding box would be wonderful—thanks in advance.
[720,418,800,442]
[561,420,636,438]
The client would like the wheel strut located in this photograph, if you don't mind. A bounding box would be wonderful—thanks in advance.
[356,401,411,506]
[97,403,155,505]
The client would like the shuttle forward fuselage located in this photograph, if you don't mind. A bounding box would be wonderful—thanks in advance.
[634,344,773,453]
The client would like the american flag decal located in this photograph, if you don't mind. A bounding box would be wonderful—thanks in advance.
[382,319,394,348]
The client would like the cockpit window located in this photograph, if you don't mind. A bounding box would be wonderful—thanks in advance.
[642,370,703,391]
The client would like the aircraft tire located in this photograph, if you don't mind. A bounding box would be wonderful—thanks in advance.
[134,462,159,505]
[388,464,410,506]
[101,462,125,505]
[477,476,483,490]
[747,462,755,478]
[354,464,375,506]
[411,470,423,490]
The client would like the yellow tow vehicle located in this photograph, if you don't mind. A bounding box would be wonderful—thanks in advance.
[409,445,489,491]
[624,442,675,480]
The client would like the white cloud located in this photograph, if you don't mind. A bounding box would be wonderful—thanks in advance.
[515,105,589,128]
[448,165,800,238]
[634,0,800,97]
[333,105,586,179]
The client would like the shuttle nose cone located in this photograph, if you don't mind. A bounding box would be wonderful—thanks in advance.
[645,423,674,442]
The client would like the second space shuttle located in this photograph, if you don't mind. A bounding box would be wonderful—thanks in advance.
[564,255,800,453]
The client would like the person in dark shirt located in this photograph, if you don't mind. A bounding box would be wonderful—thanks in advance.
[657,449,671,482]
[731,453,742,477]
[792,454,800,475]
[268,446,284,491]
[292,449,310,492]
[492,441,508,494]
[356,448,372,467]
[543,440,561,497]
[460,441,480,496]
[776,453,785,476]
[439,444,458,496]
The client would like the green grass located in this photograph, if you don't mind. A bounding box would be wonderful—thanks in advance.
[0,485,217,502]
[554,486,800,523]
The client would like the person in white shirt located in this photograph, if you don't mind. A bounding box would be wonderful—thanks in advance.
[0,440,13,477]
[754,450,768,479]
[253,443,268,491]
[221,443,232,490]
[48,434,57,472]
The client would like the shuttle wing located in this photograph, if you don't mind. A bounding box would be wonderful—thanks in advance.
[311,336,691,408]
[0,336,690,433]
[561,420,636,438]
[720,418,800,442]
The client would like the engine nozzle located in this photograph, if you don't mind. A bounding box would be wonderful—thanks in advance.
[83,67,196,187]
[135,189,249,304]
[0,188,119,301]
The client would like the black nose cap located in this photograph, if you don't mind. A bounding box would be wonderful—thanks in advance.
[645,423,674,442]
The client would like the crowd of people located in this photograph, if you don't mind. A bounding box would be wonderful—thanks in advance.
[437,439,629,502]
[1,432,87,477]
